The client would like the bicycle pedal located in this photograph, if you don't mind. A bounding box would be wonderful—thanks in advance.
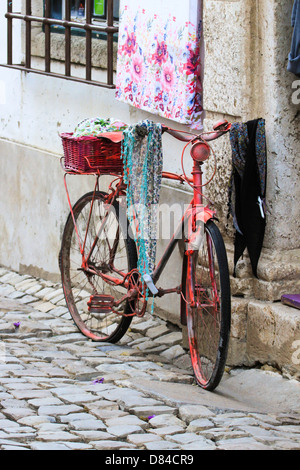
[88,295,114,314]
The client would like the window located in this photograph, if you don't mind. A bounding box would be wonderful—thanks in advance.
[2,0,119,88]
[49,1,120,21]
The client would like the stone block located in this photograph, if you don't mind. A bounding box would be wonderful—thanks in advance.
[247,301,300,377]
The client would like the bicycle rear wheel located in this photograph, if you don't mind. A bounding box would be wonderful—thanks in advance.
[184,220,231,391]
[59,191,137,343]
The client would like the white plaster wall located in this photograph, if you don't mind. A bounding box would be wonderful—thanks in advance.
[0,0,300,322]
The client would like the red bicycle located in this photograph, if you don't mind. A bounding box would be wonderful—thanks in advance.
[59,120,231,391]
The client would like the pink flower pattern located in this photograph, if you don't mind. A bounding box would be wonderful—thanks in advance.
[116,2,203,129]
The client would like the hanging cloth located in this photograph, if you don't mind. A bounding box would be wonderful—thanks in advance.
[116,0,204,129]
[288,0,300,77]
[228,119,267,278]
[121,120,163,284]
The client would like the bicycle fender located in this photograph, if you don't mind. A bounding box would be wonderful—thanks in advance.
[185,206,216,252]
[196,206,216,224]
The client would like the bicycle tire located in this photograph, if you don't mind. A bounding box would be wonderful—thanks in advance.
[59,191,138,343]
[183,219,231,391]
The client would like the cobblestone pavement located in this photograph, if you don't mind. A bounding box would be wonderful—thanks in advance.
[0,266,299,451]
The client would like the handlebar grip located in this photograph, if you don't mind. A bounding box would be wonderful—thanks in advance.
[213,120,229,131]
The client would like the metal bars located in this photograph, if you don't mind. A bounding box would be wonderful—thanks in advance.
[4,0,119,88]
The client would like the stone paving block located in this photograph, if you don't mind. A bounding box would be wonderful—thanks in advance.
[67,419,106,431]
[2,408,36,420]
[128,405,177,418]
[107,425,143,438]
[85,405,126,419]
[144,440,180,450]
[73,430,116,441]
[25,284,44,296]
[30,442,71,450]
[153,332,183,345]
[149,425,186,437]
[9,389,53,400]
[130,320,158,334]
[1,445,30,450]
[92,440,136,450]
[34,287,57,299]
[28,397,64,408]
[187,418,215,432]
[63,442,94,450]
[178,404,216,422]
[1,273,28,285]
[48,306,69,317]
[14,279,37,292]
[7,291,26,300]
[216,437,271,450]
[44,289,64,302]
[33,301,57,313]
[167,432,213,445]
[105,414,148,429]
[0,419,21,429]
[18,416,56,427]
[145,324,170,339]
[148,414,185,429]
[37,404,83,417]
[160,344,186,360]
[18,295,41,304]
[127,433,163,446]
[181,440,216,450]
[0,285,16,296]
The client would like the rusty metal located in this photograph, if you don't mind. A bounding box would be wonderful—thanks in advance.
[44,0,51,72]
[7,0,12,65]
[3,0,119,88]
[107,0,114,86]
[25,0,31,70]
[65,0,71,77]
[85,0,92,81]
[88,295,115,315]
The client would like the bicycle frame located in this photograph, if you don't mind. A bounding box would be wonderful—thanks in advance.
[62,120,233,315]
[64,158,216,311]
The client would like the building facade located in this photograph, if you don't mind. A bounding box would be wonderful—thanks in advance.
[0,0,299,377]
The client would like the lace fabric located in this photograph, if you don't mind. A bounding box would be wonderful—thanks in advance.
[122,120,163,284]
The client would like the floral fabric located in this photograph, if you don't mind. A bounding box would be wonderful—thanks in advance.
[73,117,127,137]
[116,0,203,129]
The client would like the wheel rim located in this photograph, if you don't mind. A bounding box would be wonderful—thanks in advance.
[187,229,224,389]
[61,194,134,341]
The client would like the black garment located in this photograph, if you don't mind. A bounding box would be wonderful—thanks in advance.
[229,119,267,278]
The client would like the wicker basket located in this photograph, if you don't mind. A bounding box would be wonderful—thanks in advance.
[61,132,123,174]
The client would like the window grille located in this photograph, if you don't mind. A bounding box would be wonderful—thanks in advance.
[3,0,119,88]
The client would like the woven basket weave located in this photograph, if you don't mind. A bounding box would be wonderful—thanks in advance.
[61,132,123,174]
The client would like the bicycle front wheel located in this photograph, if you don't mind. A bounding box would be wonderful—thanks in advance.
[59,191,137,343]
[184,220,231,391]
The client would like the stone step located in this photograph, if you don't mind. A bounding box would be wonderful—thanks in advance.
[229,298,300,380]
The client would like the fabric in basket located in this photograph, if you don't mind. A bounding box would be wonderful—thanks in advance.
[73,117,128,137]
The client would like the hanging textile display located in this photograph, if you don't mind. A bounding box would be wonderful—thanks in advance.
[228,119,267,278]
[287,0,300,77]
[122,120,163,291]
[116,0,204,129]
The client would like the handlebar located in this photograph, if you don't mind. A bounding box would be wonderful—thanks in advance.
[162,120,231,143]
[99,121,232,145]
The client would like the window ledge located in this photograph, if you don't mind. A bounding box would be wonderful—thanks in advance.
[31,30,118,71]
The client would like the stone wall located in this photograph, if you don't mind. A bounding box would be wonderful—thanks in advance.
[199,0,300,376]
